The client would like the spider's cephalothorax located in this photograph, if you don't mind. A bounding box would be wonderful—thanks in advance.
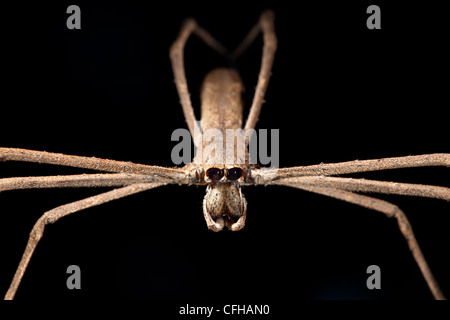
[203,166,247,231]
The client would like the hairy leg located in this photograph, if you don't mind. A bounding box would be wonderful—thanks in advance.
[0,148,189,182]
[272,176,450,201]
[0,173,169,192]
[4,182,163,300]
[243,10,277,132]
[169,17,228,139]
[276,181,446,300]
[254,154,450,182]
[169,10,277,138]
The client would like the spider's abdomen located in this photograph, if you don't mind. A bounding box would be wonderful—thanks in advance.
[200,68,244,132]
[199,68,246,167]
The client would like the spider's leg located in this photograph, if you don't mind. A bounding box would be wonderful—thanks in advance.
[169,10,277,137]
[170,17,229,140]
[242,10,277,132]
[4,182,164,300]
[254,154,450,182]
[0,148,190,180]
[272,176,450,201]
[275,181,446,300]
[0,173,166,192]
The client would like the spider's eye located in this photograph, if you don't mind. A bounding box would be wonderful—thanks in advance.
[206,168,224,181]
[226,167,243,181]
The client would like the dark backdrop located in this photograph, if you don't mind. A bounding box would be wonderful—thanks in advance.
[0,0,449,306]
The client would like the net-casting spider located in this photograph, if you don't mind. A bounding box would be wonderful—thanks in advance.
[1,10,449,300]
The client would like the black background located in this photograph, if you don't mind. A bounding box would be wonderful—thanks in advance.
[0,0,449,306]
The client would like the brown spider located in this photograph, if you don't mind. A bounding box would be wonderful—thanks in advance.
[1,10,449,300]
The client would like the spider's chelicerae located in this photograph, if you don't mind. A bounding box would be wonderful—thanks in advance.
[1,10,449,300]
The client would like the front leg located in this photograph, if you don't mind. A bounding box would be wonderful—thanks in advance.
[0,148,190,181]
[271,176,450,201]
[251,154,450,183]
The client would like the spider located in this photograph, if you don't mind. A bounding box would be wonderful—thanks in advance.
[1,10,449,300]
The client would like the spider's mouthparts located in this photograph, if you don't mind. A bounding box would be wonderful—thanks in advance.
[208,213,246,232]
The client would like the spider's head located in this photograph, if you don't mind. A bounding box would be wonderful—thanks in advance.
[202,166,247,232]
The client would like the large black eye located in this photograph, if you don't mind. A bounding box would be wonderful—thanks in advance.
[226,167,243,181]
[206,168,224,181]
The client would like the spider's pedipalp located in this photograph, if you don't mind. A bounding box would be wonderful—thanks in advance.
[202,181,247,231]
